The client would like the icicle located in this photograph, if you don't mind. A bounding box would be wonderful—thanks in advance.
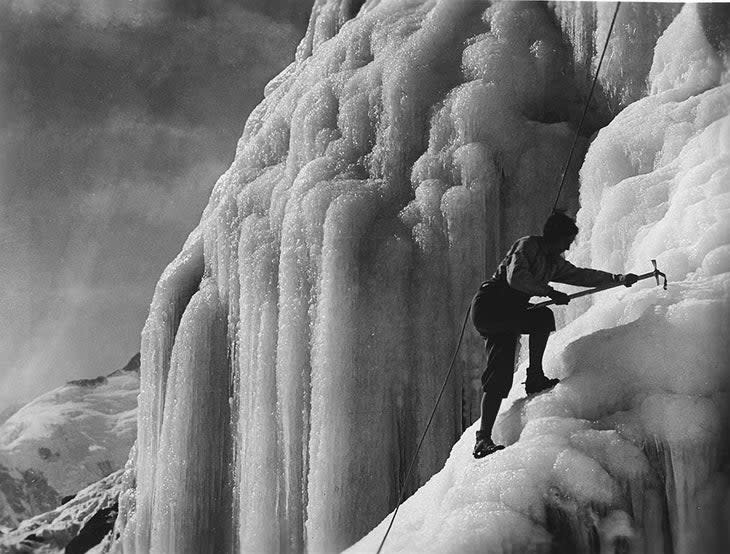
[130,233,205,553]
[149,279,231,554]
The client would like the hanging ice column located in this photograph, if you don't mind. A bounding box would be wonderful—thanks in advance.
[111,1,703,553]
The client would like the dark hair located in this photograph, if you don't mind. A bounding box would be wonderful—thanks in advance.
[543,212,578,240]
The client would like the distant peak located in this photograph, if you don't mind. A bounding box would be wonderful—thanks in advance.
[107,353,141,378]
[68,375,108,388]
[121,353,141,373]
[64,354,140,388]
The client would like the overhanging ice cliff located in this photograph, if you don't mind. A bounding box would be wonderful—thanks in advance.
[110,1,729,553]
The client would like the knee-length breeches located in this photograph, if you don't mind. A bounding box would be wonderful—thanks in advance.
[471,282,555,397]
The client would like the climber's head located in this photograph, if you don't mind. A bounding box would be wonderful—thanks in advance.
[543,212,578,254]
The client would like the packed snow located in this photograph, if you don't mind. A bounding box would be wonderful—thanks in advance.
[109,1,728,553]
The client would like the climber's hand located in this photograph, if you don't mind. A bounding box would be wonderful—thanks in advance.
[549,290,570,305]
[622,273,639,287]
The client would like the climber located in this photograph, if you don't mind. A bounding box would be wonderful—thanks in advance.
[471,212,638,459]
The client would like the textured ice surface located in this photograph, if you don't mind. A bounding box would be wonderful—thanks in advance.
[352,4,730,554]
[111,1,728,553]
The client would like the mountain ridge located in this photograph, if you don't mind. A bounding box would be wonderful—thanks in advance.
[0,354,139,529]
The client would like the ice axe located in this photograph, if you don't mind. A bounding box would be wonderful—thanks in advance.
[529,259,668,310]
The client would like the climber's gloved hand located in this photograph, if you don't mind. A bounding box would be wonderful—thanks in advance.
[621,273,639,287]
[549,290,570,305]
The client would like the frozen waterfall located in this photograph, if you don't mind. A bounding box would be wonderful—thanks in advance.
[111,1,729,553]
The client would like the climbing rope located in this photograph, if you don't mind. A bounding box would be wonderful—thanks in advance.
[375,305,472,554]
[376,4,622,552]
[552,1,621,212]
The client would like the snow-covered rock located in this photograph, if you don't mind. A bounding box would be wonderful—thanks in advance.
[0,407,21,428]
[0,355,139,528]
[0,468,124,554]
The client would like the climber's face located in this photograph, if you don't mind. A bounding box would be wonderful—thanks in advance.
[547,233,576,255]
[557,233,576,253]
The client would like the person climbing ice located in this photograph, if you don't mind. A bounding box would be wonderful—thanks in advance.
[471,212,638,459]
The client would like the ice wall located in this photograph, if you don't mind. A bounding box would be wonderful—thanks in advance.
[352,3,730,554]
[111,1,728,553]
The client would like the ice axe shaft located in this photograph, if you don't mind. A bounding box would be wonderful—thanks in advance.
[529,259,667,310]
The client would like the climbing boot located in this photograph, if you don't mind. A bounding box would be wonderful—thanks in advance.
[473,431,505,459]
[524,373,560,395]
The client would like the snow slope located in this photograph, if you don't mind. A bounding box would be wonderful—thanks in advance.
[108,1,728,553]
[0,355,139,528]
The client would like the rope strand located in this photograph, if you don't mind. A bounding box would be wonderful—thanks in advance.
[375,306,472,554]
[376,4,622,552]
[552,1,621,212]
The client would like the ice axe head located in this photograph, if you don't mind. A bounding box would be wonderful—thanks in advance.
[651,259,668,290]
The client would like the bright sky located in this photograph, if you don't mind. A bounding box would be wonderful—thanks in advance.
[0,0,310,415]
